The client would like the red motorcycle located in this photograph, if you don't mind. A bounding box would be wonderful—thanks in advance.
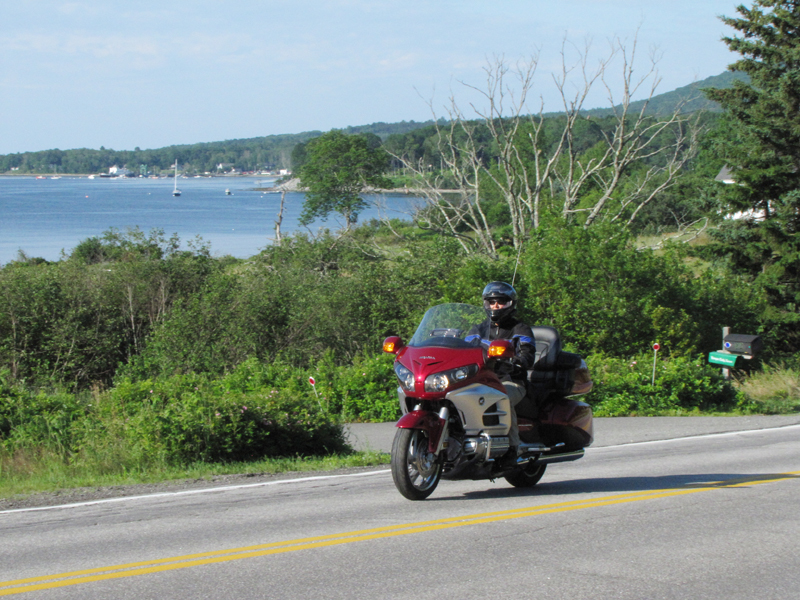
[383,303,594,500]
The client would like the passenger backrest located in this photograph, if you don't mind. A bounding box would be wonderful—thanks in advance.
[530,326,562,371]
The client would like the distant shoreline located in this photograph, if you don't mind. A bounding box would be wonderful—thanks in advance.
[258,177,458,195]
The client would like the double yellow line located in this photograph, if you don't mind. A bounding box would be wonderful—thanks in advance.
[2,472,798,596]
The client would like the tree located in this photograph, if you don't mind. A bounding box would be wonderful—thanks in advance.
[703,0,800,352]
[297,131,390,231]
[392,41,700,257]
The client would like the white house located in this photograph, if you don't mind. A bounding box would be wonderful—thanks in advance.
[715,166,768,221]
[109,165,132,176]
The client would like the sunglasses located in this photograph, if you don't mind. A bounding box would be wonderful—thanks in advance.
[484,298,512,308]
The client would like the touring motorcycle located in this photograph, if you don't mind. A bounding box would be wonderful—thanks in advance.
[383,303,594,500]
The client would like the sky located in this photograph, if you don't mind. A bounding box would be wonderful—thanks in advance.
[0,0,741,155]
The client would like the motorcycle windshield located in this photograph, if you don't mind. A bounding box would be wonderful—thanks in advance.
[408,303,486,349]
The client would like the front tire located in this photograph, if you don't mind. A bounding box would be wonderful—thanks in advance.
[391,428,442,500]
[504,462,547,488]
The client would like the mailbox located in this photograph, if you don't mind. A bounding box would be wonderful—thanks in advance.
[708,351,743,368]
[723,334,762,356]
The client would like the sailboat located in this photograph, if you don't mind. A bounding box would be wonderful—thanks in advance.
[172,160,181,197]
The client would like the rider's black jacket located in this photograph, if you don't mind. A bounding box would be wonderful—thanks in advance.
[466,317,536,380]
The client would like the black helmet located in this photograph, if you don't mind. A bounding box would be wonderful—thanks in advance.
[482,281,518,323]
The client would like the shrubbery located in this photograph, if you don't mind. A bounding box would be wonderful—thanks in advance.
[0,221,795,479]
[584,353,746,416]
[0,365,349,475]
[517,220,765,359]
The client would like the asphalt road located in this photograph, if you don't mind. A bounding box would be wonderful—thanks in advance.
[345,414,800,451]
[1,417,799,599]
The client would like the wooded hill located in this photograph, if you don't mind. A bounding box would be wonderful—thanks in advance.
[0,120,439,176]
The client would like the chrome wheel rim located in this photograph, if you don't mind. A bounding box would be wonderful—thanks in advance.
[406,430,439,491]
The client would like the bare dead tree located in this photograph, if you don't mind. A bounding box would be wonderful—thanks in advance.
[557,38,701,227]
[396,113,498,255]
[274,190,286,244]
[391,36,701,256]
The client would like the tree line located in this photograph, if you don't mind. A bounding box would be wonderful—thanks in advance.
[0,121,437,175]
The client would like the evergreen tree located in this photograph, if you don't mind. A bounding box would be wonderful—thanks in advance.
[703,0,800,352]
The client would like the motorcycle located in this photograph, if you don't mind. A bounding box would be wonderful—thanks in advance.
[383,303,594,500]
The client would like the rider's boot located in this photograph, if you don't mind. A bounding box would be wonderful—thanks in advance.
[499,446,519,469]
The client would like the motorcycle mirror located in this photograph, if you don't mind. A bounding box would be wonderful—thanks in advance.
[383,336,404,354]
[488,339,515,358]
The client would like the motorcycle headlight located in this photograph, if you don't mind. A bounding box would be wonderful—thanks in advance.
[394,363,415,392]
[424,364,478,392]
[425,373,450,392]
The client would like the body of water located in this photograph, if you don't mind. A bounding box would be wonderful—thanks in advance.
[0,176,415,264]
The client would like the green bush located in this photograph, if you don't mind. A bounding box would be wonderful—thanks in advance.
[1,370,350,473]
[516,220,765,359]
[584,353,745,416]
[312,352,399,422]
[88,375,348,464]
[0,229,217,388]
[0,380,86,456]
[216,354,400,423]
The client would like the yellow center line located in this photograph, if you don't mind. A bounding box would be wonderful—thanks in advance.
[2,471,798,596]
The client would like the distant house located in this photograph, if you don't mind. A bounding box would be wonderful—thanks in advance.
[715,166,735,185]
[279,169,292,176]
[109,165,132,177]
[216,163,234,171]
[715,166,768,221]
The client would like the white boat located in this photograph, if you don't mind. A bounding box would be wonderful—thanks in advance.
[225,189,232,195]
[172,160,181,196]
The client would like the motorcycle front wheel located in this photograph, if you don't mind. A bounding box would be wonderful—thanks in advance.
[504,462,547,488]
[391,428,442,500]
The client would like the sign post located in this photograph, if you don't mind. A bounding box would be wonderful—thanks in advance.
[652,343,660,386]
[308,376,321,409]
[722,326,730,381]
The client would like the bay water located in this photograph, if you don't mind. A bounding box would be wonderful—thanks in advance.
[0,176,416,264]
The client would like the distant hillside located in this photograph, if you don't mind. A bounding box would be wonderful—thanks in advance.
[576,71,749,118]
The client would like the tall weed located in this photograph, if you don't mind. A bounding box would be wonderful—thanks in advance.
[734,363,800,414]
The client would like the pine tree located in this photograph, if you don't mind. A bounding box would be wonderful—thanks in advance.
[704,0,800,352]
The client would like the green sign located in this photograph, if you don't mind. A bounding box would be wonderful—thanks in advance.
[708,351,741,368]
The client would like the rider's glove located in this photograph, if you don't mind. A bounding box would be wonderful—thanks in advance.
[509,357,526,377]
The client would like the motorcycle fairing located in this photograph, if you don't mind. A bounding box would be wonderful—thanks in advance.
[395,345,505,400]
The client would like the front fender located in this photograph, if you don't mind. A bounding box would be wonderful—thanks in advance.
[396,410,445,453]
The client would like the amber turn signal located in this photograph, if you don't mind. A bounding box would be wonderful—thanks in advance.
[487,339,514,358]
[383,336,403,354]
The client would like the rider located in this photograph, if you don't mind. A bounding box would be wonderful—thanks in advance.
[466,281,536,465]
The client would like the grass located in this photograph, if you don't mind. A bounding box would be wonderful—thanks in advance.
[734,363,800,414]
[0,450,390,500]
